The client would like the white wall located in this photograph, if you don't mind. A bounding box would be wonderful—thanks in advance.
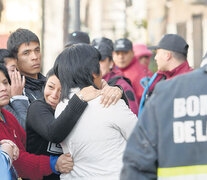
[42,0,65,75]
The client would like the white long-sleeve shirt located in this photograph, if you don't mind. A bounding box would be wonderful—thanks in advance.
[55,89,137,180]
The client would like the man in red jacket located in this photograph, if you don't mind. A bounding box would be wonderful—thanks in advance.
[138,34,193,117]
[112,38,153,108]
[92,37,138,115]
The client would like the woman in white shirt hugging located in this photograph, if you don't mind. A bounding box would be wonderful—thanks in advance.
[54,44,137,180]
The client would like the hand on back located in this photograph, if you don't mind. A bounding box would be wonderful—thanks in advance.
[55,153,73,173]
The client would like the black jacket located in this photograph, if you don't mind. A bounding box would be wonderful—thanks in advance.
[24,73,46,103]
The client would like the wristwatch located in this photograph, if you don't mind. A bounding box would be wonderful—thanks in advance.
[77,92,86,102]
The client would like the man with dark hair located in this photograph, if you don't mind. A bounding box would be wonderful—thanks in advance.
[7,28,40,58]
[113,38,153,108]
[7,28,44,103]
[138,34,193,117]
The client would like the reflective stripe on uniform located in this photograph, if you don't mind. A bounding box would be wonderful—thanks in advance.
[158,165,207,179]
[158,174,207,180]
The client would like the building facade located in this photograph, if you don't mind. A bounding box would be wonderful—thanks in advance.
[147,0,207,68]
[0,0,206,72]
[0,0,42,49]
[80,0,148,43]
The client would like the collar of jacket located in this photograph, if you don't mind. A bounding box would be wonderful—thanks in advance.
[157,61,191,79]
[117,57,137,71]
[25,73,46,90]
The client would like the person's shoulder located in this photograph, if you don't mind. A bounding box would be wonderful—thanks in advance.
[2,108,15,118]
[92,96,128,112]
[88,96,126,109]
[106,98,136,119]
[28,99,50,112]
[29,99,45,107]
[161,67,202,84]
[1,108,20,126]
[115,76,132,86]
[87,97,135,122]
[87,96,101,106]
[154,67,205,95]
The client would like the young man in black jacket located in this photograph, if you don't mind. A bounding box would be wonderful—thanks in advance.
[7,28,45,103]
[7,28,124,106]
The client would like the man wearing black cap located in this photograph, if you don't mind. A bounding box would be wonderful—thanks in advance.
[92,37,114,77]
[113,38,153,108]
[92,37,139,115]
[138,34,193,117]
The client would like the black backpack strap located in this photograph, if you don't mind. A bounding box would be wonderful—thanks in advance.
[108,76,132,87]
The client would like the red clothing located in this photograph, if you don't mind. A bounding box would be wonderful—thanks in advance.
[133,44,152,67]
[149,60,193,93]
[114,57,153,106]
[103,69,139,115]
[0,108,52,180]
[103,68,123,80]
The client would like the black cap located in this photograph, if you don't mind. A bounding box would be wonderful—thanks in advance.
[92,37,113,61]
[65,31,90,47]
[148,34,189,56]
[114,38,132,52]
[92,37,113,51]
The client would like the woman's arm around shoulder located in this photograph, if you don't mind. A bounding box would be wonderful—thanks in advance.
[27,96,88,143]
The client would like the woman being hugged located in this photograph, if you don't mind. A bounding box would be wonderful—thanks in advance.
[54,44,137,180]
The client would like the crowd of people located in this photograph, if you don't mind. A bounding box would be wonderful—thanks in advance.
[0,27,206,180]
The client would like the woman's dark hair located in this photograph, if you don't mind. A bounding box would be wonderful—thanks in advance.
[54,43,101,100]
[0,64,11,85]
[46,68,55,81]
